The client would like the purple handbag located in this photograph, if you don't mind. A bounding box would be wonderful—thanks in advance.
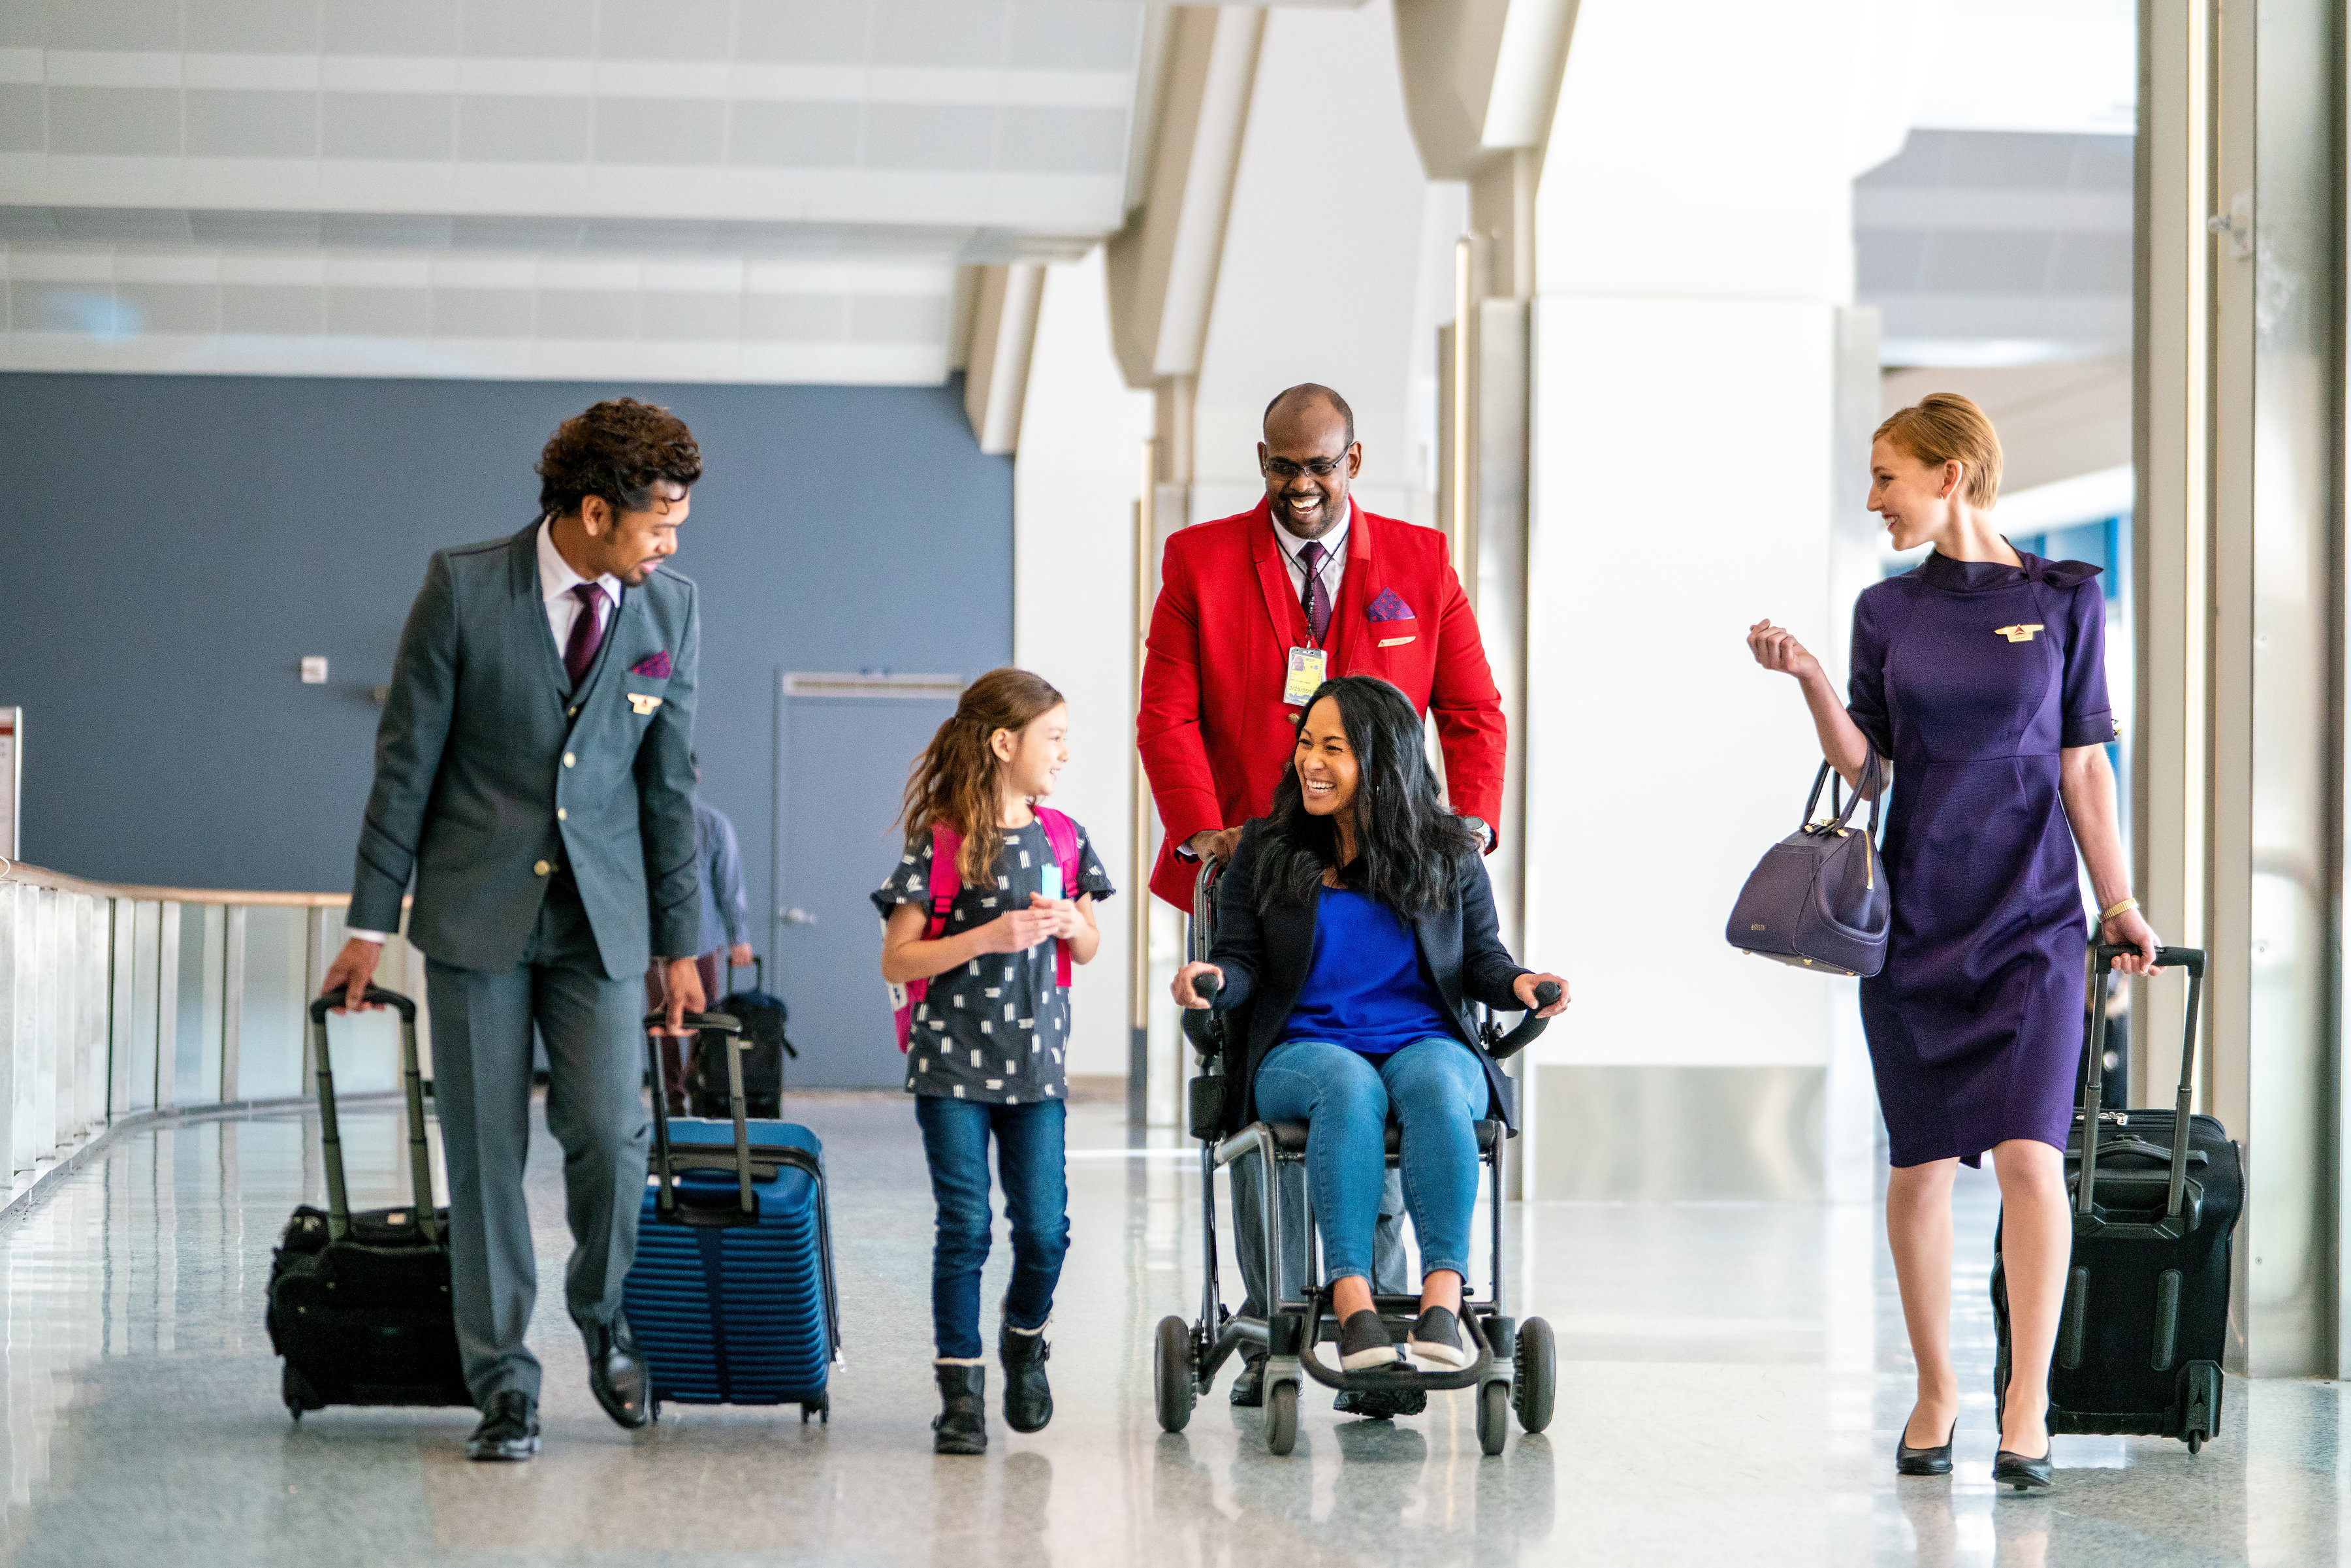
[1725,754,1889,978]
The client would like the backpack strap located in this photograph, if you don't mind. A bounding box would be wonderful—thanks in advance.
[1036,808,1080,989]
[925,822,964,942]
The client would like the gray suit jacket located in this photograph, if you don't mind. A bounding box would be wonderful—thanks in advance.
[349,522,702,978]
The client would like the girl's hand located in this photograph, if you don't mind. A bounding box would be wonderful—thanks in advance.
[2102,907,2164,976]
[1029,892,1084,939]
[1748,620,1823,683]
[1173,961,1223,1009]
[971,906,1057,956]
[1514,971,1571,1017]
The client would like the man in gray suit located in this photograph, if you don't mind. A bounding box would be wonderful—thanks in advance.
[323,398,706,1462]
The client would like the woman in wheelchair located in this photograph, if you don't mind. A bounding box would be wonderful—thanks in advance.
[1173,676,1567,1373]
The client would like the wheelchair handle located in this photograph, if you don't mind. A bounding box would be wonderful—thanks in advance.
[1191,973,1221,1009]
[1486,980,1561,1063]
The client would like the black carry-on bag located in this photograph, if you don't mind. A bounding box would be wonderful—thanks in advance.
[267,985,473,1418]
[688,957,795,1119]
[1992,944,2239,1453]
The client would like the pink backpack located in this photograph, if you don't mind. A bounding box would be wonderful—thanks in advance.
[889,808,1081,1052]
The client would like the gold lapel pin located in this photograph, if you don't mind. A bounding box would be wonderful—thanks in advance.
[627,693,664,716]
[1994,624,2045,643]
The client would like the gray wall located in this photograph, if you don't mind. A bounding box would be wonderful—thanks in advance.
[0,372,1012,909]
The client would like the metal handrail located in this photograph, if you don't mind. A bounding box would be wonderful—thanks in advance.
[0,861,368,908]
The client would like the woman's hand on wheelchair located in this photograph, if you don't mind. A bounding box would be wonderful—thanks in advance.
[1173,961,1223,1009]
[1514,971,1571,1017]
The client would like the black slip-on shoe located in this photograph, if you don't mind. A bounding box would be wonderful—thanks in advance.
[1334,1386,1428,1420]
[1336,1309,1401,1371]
[466,1391,541,1462]
[934,1364,988,1455]
[999,1323,1053,1433]
[1896,1415,1957,1476]
[582,1313,652,1430]
[1230,1353,1266,1407]
[1993,1448,2055,1491]
[1405,1306,1471,1370]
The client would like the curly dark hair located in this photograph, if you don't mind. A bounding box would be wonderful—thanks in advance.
[536,398,703,518]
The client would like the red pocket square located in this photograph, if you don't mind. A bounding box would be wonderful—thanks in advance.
[630,651,672,679]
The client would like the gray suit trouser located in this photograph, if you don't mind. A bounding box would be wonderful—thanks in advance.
[425,874,648,1404]
[1233,1158,1411,1324]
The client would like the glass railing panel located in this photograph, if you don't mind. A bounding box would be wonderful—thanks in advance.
[234,906,307,1103]
[174,904,225,1107]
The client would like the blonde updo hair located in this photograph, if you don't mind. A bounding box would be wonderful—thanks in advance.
[1874,392,2002,509]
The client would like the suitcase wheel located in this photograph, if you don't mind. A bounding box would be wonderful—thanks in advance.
[801,1397,828,1424]
[2187,1432,2203,1454]
[282,1364,324,1419]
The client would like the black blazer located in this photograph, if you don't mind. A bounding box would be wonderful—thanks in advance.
[1206,820,1530,1132]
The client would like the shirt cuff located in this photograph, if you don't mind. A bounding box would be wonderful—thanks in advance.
[2061,709,2118,748]
[345,928,388,944]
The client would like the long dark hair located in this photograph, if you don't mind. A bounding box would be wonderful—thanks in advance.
[1252,676,1480,918]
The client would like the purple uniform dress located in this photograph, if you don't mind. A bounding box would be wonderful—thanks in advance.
[1848,549,2115,1168]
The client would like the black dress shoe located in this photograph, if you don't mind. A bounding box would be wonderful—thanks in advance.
[999,1323,1053,1433]
[934,1364,987,1455]
[1230,1353,1266,1408]
[467,1391,541,1462]
[1993,1448,2055,1490]
[582,1314,652,1430]
[1896,1416,1957,1476]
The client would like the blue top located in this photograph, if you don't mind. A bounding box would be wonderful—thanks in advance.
[694,797,751,955]
[1282,888,1458,1056]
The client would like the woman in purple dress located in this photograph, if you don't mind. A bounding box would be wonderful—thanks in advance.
[1747,393,2161,1491]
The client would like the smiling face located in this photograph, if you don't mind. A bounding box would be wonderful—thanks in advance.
[1292,696,1361,823]
[993,703,1069,802]
[1258,396,1361,541]
[1866,438,1965,552]
[579,481,691,586]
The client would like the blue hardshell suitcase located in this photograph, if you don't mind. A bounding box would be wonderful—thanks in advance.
[622,1011,841,1421]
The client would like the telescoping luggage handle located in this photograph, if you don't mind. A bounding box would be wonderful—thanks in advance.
[2077,944,2207,1235]
[643,1011,822,1228]
[307,986,438,1246]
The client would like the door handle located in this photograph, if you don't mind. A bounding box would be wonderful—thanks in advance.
[780,907,820,927]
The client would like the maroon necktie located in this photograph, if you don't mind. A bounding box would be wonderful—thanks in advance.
[563,582,607,690]
[1298,541,1333,643]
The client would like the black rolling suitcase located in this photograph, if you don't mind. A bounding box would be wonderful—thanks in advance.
[688,957,795,1119]
[266,985,473,1417]
[1992,944,2238,1452]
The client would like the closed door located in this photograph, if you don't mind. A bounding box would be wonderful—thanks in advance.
[774,677,959,1088]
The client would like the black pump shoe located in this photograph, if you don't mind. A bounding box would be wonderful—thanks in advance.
[1993,1448,2055,1490]
[1895,1416,1957,1476]
[934,1364,988,1455]
[581,1314,651,1430]
[466,1391,541,1462]
[999,1323,1053,1433]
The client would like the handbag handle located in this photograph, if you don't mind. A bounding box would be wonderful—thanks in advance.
[1800,748,1885,839]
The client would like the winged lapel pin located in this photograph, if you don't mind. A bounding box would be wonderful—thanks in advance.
[1994,624,2045,643]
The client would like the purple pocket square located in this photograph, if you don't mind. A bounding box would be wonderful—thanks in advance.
[629,651,672,679]
[1365,589,1415,622]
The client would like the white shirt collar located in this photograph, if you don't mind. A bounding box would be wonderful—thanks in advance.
[537,517,623,607]
[1271,502,1351,565]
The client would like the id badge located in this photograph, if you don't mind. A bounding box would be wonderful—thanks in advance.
[1283,646,1328,705]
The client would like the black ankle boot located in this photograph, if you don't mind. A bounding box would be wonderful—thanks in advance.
[999,1324,1053,1433]
[933,1364,987,1455]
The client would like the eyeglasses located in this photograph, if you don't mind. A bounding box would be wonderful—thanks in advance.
[1264,454,1351,481]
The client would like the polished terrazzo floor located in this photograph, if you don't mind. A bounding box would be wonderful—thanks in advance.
[0,1092,2335,1566]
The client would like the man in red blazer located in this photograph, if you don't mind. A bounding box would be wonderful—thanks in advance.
[1140,383,1506,904]
[1138,383,1507,1416]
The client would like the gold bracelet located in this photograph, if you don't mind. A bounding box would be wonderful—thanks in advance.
[2098,896,2139,923]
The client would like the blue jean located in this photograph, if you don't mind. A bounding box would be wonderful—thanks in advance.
[1253,1037,1488,1283]
[914,1095,1070,1360]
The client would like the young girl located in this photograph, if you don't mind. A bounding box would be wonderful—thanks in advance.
[872,667,1113,1455]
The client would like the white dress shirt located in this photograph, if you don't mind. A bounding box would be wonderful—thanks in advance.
[349,520,622,947]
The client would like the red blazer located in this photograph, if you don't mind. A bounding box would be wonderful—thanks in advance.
[1138,500,1506,908]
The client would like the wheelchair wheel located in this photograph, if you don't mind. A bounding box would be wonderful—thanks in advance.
[1513,1317,1556,1433]
[1153,1315,1196,1433]
[1477,1382,1511,1456]
[1266,1379,1299,1456]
